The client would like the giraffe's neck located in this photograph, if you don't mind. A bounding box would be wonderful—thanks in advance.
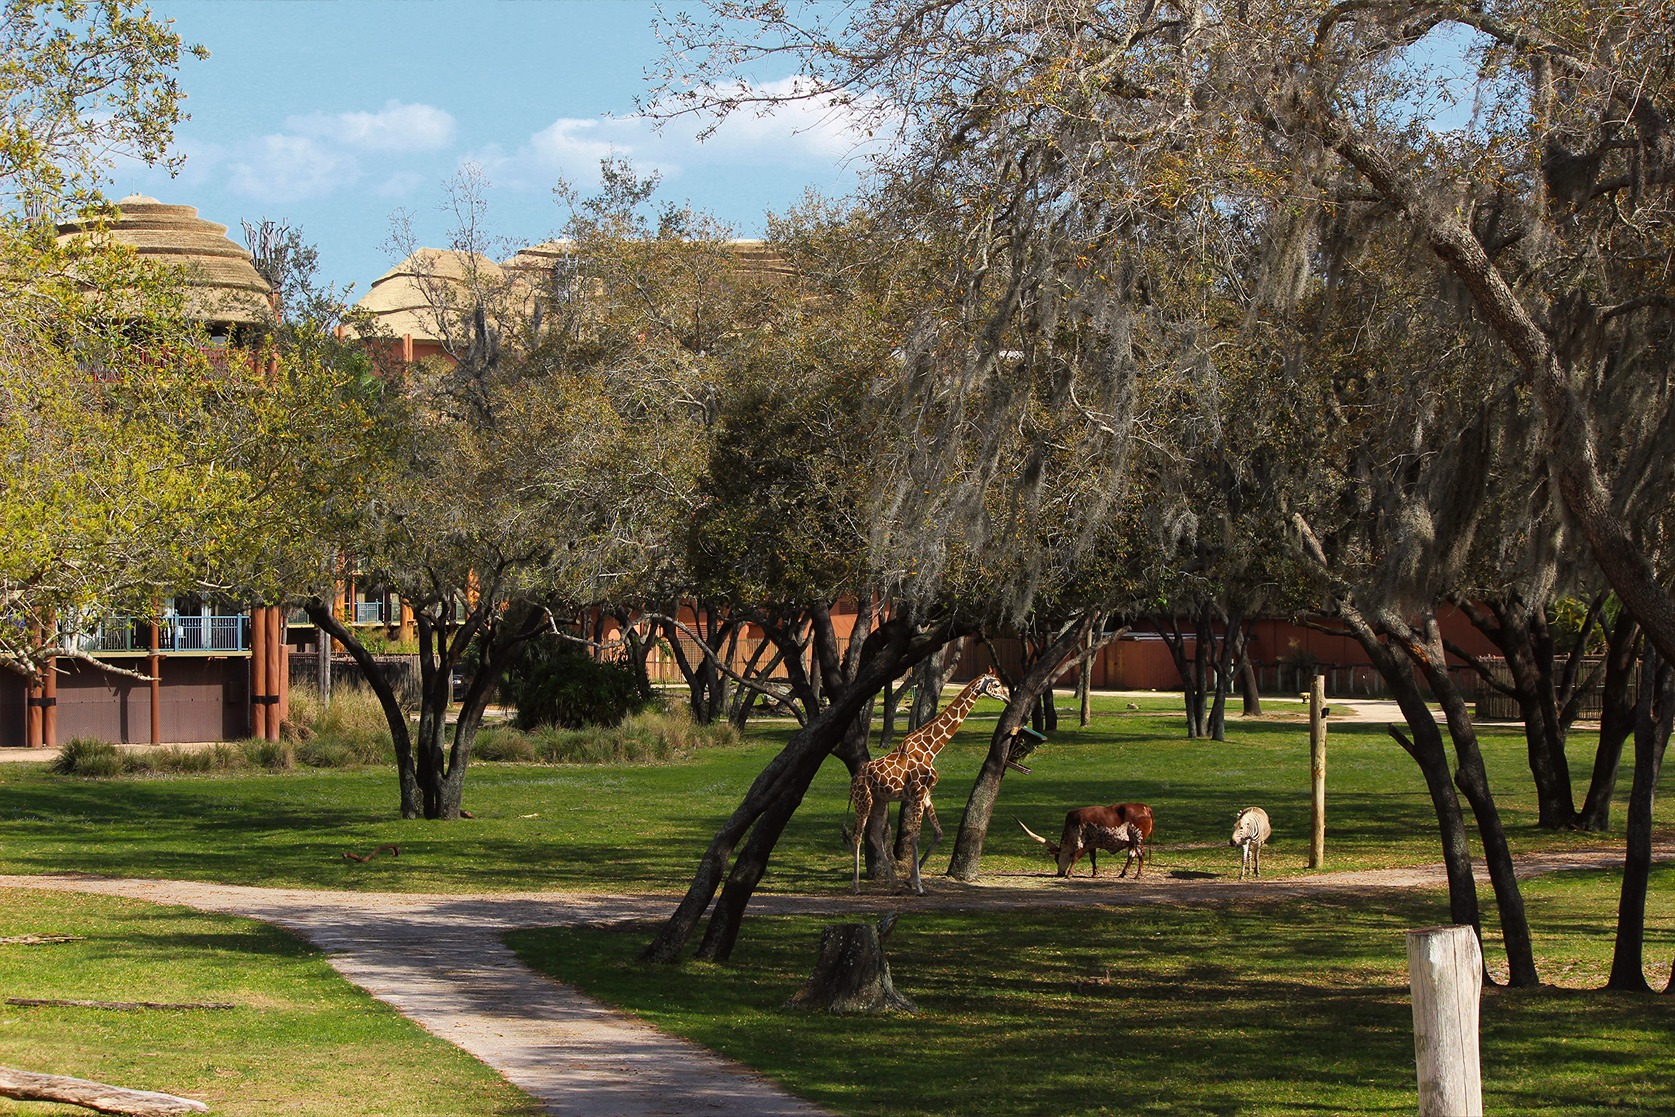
[902,676,986,760]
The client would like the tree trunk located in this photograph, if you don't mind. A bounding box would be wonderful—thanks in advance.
[1159,614,1204,738]
[305,599,420,817]
[1469,598,1577,828]
[1579,611,1641,831]
[644,616,957,963]
[1239,656,1262,716]
[1339,605,1483,939]
[909,645,950,730]
[785,914,914,1014]
[1389,609,1539,988]
[947,615,1111,881]
[1207,611,1243,741]
[1608,649,1673,991]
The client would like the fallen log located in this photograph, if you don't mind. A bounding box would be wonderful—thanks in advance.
[7,998,235,1012]
[0,1065,208,1115]
[343,844,399,863]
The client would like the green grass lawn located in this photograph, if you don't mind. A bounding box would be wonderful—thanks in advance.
[0,697,1670,1115]
[0,889,542,1116]
[0,701,1663,893]
[508,867,1675,1116]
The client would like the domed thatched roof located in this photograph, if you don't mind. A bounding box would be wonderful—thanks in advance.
[355,249,506,342]
[55,196,274,327]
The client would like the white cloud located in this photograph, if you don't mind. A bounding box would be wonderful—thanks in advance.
[684,77,886,163]
[483,79,883,200]
[528,119,623,171]
[288,100,457,153]
[216,101,455,204]
[227,134,359,203]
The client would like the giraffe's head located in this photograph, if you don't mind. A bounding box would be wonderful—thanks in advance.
[974,670,1010,706]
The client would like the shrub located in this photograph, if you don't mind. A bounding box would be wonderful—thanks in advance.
[503,639,645,730]
[49,738,124,777]
[295,739,357,768]
[239,738,295,771]
[285,685,393,766]
[531,706,739,765]
[471,727,538,763]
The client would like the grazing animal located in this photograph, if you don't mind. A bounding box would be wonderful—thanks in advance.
[850,670,1011,895]
[1018,802,1154,878]
[1230,807,1271,880]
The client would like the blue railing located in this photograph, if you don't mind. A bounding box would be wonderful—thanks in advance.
[60,615,251,653]
[353,601,387,624]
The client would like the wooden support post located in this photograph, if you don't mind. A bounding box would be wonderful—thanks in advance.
[270,607,288,734]
[148,615,161,746]
[1407,925,1483,1117]
[41,656,57,749]
[250,607,268,741]
[1308,672,1327,869]
[24,673,42,749]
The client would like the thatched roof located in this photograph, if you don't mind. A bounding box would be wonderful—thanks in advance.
[55,196,274,326]
[356,238,797,349]
[355,249,505,342]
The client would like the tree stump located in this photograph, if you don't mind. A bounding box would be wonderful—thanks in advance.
[786,913,915,1014]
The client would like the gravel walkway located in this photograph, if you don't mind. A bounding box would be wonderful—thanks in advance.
[2,842,1667,1117]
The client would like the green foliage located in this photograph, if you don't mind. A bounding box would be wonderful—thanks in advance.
[0,0,206,216]
[503,638,646,730]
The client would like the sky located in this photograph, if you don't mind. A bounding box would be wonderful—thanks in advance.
[112,1,873,298]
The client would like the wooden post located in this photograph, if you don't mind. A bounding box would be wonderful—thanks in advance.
[148,614,161,745]
[1308,672,1327,869]
[250,607,268,741]
[1407,925,1484,1116]
[41,655,57,749]
[24,673,42,749]
[270,607,288,734]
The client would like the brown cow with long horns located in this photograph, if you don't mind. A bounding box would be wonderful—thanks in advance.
[1018,802,1154,878]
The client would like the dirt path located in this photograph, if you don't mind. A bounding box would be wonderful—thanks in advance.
[2,845,1666,1117]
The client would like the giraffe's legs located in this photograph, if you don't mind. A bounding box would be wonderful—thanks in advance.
[900,780,930,896]
[916,799,944,869]
[850,781,872,894]
[869,800,899,892]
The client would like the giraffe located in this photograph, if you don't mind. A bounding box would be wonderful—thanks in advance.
[850,669,1011,895]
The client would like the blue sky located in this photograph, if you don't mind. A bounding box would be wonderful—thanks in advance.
[113,1,872,297]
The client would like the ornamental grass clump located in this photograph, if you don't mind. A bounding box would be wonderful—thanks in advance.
[48,738,125,777]
[285,684,394,766]
[470,727,539,763]
[239,738,295,771]
[532,706,738,764]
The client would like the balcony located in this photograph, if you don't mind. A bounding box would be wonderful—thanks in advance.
[59,614,251,654]
[163,614,249,651]
[352,601,388,625]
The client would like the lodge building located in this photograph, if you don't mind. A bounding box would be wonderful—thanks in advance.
[2,195,1507,750]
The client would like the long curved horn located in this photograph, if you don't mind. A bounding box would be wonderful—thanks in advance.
[1017,818,1061,858]
[1016,817,1049,844]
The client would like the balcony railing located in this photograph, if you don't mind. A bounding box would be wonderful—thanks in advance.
[59,614,251,653]
[353,601,387,625]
